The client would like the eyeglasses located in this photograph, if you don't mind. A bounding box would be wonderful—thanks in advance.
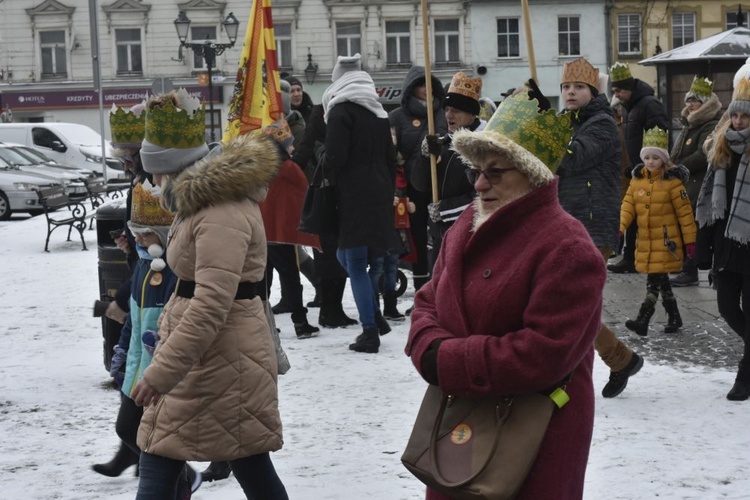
[465,167,516,185]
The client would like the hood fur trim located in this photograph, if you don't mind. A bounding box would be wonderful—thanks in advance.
[172,134,280,216]
[452,129,554,188]
[681,94,722,126]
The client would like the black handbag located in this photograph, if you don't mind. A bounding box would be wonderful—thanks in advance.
[299,154,338,235]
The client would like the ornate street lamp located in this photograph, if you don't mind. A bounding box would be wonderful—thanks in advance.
[174,11,240,142]
[304,48,319,85]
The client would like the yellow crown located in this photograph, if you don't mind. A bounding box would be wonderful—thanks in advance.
[561,58,599,89]
[609,62,632,83]
[484,93,572,171]
[735,77,750,102]
[687,76,713,100]
[144,88,206,149]
[130,182,174,228]
[263,118,293,145]
[448,72,483,100]
[642,127,668,151]
[110,102,146,147]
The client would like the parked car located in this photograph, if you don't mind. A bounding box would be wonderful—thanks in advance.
[0,160,63,220]
[6,143,94,178]
[0,123,126,182]
[0,145,88,198]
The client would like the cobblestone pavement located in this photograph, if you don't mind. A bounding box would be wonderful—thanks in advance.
[603,269,743,371]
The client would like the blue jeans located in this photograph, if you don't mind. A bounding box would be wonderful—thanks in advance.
[337,246,376,329]
[369,253,399,294]
[136,451,288,500]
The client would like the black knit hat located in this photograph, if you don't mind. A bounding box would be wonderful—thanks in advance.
[285,75,303,89]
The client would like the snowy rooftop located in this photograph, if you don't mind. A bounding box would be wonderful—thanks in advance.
[641,27,750,65]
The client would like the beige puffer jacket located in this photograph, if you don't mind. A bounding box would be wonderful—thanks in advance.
[137,134,283,461]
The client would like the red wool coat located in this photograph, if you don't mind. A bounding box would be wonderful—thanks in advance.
[407,180,606,500]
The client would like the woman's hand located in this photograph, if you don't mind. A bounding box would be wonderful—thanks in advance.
[132,378,162,407]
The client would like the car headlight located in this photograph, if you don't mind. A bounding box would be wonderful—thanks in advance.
[14,183,40,191]
[82,151,103,163]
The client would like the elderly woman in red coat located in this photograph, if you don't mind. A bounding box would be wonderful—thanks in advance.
[406,94,606,500]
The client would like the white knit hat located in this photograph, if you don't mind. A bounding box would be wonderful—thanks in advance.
[332,54,363,82]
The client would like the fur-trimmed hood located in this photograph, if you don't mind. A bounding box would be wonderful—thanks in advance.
[172,134,280,216]
[452,129,554,188]
[632,163,689,184]
[681,94,723,127]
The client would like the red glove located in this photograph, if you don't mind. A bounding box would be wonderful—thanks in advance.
[685,243,696,260]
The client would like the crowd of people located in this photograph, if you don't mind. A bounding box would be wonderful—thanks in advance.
[89,54,750,499]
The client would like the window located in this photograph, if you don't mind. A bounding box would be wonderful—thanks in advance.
[115,28,142,75]
[275,23,292,69]
[336,22,361,57]
[32,128,64,150]
[558,16,580,56]
[672,12,695,48]
[40,30,67,78]
[497,18,519,58]
[435,19,459,63]
[386,20,411,65]
[191,26,217,70]
[618,14,641,55]
[726,11,746,29]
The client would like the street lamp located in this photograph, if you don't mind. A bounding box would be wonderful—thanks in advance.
[304,48,319,85]
[174,11,240,142]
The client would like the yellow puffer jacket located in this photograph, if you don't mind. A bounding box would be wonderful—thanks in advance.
[620,164,697,274]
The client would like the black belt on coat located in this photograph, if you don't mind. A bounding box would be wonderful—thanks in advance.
[175,280,259,300]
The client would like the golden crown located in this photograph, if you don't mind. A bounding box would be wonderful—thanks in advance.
[485,93,572,171]
[110,102,146,147]
[609,62,632,83]
[687,76,713,100]
[735,77,750,102]
[642,127,668,151]
[448,72,482,100]
[130,181,174,228]
[263,118,293,145]
[561,58,600,89]
[144,88,206,149]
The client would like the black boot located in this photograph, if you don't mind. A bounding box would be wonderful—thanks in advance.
[375,310,392,335]
[349,327,380,353]
[201,461,232,482]
[602,353,644,398]
[727,362,750,401]
[383,291,405,322]
[292,309,320,339]
[271,298,295,315]
[663,299,683,333]
[670,258,699,287]
[607,256,636,274]
[92,442,139,477]
[625,301,656,336]
[299,252,322,307]
[319,278,358,328]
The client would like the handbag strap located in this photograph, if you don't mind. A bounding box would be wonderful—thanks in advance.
[429,394,512,488]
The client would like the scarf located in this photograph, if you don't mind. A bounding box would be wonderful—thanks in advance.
[695,127,750,244]
[321,71,388,123]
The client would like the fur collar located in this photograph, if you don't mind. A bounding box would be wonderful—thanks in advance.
[172,134,280,216]
[681,94,722,126]
[632,163,689,184]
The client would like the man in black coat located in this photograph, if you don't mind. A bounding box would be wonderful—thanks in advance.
[607,62,670,274]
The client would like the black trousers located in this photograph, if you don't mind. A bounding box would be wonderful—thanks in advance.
[267,244,304,315]
[115,393,143,456]
[408,186,431,283]
[715,270,750,361]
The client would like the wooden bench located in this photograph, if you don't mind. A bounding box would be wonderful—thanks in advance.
[83,177,109,211]
[35,185,89,252]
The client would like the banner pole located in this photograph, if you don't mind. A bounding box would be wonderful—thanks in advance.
[420,0,439,204]
[521,0,538,82]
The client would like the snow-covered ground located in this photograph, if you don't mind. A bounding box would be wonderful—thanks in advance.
[1,207,749,499]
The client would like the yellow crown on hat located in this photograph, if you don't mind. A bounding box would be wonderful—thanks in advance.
[144,88,206,149]
[561,58,600,89]
[687,76,713,100]
[609,62,632,83]
[642,127,668,151]
[735,77,750,102]
[110,102,146,147]
[263,118,293,145]
[484,93,572,171]
[130,182,174,228]
[448,72,482,100]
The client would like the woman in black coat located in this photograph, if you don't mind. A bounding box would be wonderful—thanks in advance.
[322,55,397,353]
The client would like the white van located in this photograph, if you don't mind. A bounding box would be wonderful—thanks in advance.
[0,123,127,182]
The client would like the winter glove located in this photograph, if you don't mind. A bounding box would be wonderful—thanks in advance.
[427,202,442,223]
[685,243,696,260]
[527,78,551,112]
[420,339,444,386]
[109,345,127,378]
[142,329,159,356]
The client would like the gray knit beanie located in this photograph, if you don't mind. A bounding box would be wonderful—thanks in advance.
[280,79,292,116]
[332,54,362,82]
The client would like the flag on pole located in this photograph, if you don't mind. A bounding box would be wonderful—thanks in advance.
[224,0,282,142]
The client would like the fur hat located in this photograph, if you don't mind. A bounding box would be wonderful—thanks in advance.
[444,72,482,116]
[640,127,670,164]
[729,77,750,117]
[263,118,294,151]
[332,54,363,82]
[609,62,635,91]
[280,79,292,116]
[561,58,600,95]
[685,76,713,103]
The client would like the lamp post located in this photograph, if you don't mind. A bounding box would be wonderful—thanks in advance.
[304,48,319,85]
[174,11,240,142]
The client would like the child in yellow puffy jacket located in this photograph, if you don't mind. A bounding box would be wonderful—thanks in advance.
[620,127,697,336]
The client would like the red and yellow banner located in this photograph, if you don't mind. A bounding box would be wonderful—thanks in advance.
[224,0,282,142]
